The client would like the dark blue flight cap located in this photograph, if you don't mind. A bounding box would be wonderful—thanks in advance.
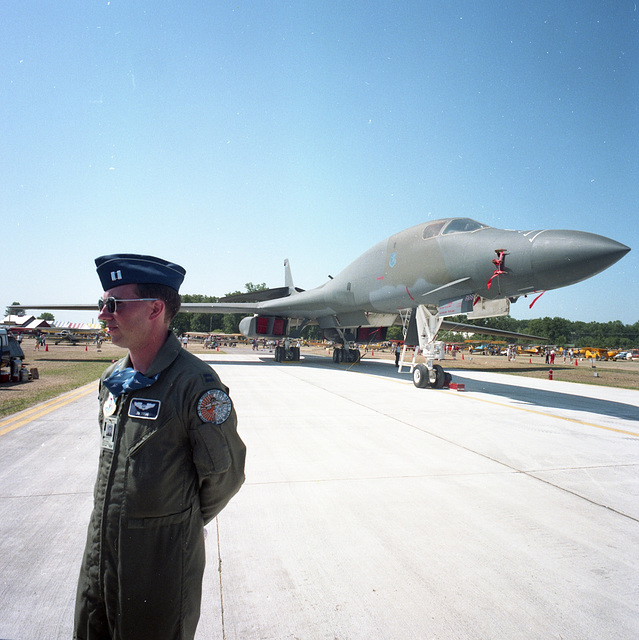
[95,254,186,292]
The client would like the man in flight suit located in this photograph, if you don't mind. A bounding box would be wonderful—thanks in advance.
[74,254,246,640]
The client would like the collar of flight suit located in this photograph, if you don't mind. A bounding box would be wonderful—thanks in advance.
[116,331,183,380]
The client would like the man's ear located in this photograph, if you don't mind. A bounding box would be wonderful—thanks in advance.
[149,298,167,322]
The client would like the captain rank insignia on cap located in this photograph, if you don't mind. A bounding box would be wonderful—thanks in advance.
[197,390,232,425]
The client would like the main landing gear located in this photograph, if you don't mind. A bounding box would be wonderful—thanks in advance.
[274,344,301,362]
[332,346,361,363]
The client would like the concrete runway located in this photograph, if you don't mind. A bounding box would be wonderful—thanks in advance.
[1,350,638,639]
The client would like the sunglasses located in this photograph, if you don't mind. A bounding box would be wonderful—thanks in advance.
[98,297,159,313]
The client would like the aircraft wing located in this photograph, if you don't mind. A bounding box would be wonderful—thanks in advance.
[439,319,548,342]
[10,300,291,317]
[9,302,260,314]
[219,287,304,303]
[11,301,547,342]
[180,302,264,314]
[8,304,99,312]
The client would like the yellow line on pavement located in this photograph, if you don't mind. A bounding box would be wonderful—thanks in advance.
[0,382,98,437]
[453,390,639,438]
[387,374,639,438]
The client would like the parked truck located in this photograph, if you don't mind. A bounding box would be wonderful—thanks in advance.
[0,326,26,381]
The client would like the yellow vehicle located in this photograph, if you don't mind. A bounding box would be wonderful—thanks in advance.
[578,348,619,361]
[517,345,544,356]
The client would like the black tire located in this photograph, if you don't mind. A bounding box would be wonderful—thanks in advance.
[428,364,446,389]
[413,364,429,388]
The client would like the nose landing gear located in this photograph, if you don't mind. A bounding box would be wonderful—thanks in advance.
[412,363,450,389]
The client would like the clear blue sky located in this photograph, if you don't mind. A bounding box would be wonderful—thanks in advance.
[2,1,637,325]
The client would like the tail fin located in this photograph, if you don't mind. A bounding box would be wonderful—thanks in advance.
[284,259,296,295]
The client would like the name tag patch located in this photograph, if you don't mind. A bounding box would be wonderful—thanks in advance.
[129,398,161,420]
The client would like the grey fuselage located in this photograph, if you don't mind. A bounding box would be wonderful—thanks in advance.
[251,218,629,323]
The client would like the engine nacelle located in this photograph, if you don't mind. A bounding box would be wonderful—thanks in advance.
[239,315,288,339]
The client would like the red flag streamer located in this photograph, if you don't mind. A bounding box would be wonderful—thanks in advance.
[528,291,546,309]
[487,250,507,290]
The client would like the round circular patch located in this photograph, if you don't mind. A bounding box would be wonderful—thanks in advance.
[197,389,232,424]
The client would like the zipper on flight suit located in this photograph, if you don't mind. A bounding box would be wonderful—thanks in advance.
[98,390,129,586]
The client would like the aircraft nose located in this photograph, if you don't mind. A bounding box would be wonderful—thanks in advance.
[531,230,630,291]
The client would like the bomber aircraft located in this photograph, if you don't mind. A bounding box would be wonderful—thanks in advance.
[12,217,630,388]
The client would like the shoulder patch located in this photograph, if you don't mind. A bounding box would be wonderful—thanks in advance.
[197,389,232,424]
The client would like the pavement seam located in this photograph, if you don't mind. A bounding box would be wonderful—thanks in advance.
[274,366,639,524]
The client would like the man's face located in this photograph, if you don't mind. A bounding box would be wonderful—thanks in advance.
[98,283,156,350]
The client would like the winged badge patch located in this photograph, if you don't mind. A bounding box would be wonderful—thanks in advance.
[128,398,161,420]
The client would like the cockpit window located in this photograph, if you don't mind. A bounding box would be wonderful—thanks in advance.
[442,218,488,235]
[422,221,447,239]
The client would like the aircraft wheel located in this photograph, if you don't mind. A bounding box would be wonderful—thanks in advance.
[293,346,301,361]
[413,364,429,388]
[428,364,446,389]
[348,349,360,363]
[274,346,282,362]
[332,349,340,363]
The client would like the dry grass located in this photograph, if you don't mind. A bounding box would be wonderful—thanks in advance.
[0,338,224,419]
[1,340,120,418]
[2,337,638,420]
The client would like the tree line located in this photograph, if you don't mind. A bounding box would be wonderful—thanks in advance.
[441,315,639,348]
[172,302,638,348]
[169,284,268,336]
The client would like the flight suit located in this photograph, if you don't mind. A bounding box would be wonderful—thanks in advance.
[74,332,246,640]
